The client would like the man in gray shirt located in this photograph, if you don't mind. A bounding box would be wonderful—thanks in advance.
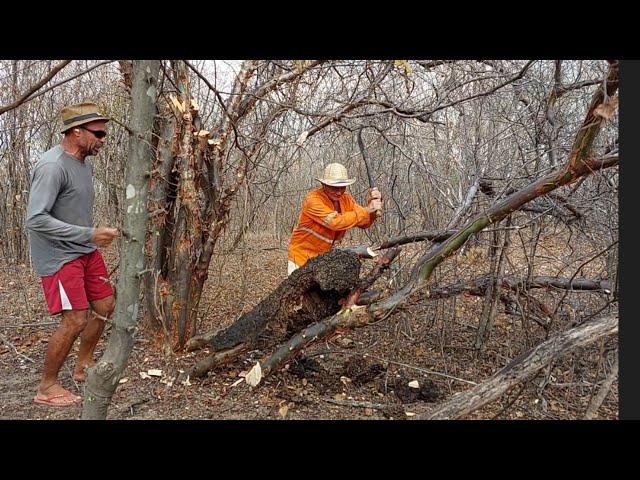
[26,102,119,407]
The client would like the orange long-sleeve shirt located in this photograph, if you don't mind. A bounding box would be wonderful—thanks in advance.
[288,187,375,267]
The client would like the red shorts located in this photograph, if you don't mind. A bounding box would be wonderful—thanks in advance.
[40,250,114,315]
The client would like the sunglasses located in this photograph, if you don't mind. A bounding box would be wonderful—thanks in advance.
[79,126,108,139]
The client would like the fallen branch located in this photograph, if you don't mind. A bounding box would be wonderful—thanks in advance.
[429,275,613,298]
[341,247,401,309]
[361,353,477,386]
[250,309,371,386]
[188,343,247,379]
[417,314,617,419]
[338,245,377,259]
[0,322,58,328]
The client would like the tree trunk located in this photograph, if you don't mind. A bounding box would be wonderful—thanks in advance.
[475,217,511,350]
[161,61,204,348]
[82,60,160,420]
[139,60,324,350]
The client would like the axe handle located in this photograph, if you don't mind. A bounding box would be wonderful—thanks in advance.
[357,128,382,215]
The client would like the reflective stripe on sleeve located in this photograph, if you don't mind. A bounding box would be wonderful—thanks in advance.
[299,226,333,244]
[322,211,337,226]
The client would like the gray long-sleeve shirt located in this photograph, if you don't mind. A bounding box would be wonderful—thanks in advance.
[26,145,97,276]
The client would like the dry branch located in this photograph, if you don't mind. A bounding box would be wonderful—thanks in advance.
[188,343,247,379]
[378,230,457,249]
[23,60,115,105]
[446,176,482,229]
[0,331,35,363]
[0,60,71,115]
[367,60,536,123]
[337,245,377,259]
[324,398,391,410]
[429,275,613,298]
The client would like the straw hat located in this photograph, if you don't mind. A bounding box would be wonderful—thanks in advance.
[316,163,356,186]
[60,102,110,133]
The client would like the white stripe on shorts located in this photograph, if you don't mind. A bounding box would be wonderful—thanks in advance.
[58,280,72,310]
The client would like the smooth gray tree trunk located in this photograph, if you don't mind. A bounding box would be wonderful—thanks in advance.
[82,60,160,420]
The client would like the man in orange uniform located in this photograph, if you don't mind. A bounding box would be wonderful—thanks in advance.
[287,163,383,275]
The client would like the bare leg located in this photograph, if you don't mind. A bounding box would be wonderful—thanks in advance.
[36,309,88,403]
[73,295,115,381]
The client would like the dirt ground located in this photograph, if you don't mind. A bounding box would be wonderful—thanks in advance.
[0,233,618,420]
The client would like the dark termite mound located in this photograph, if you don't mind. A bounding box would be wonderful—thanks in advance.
[207,249,361,352]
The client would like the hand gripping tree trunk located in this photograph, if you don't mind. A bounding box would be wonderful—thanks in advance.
[82,60,160,420]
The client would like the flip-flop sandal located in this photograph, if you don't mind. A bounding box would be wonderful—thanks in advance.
[34,392,82,407]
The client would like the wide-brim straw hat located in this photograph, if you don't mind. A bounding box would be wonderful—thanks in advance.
[60,102,110,133]
[316,163,356,186]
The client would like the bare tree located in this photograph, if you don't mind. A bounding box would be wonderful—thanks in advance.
[82,60,160,420]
